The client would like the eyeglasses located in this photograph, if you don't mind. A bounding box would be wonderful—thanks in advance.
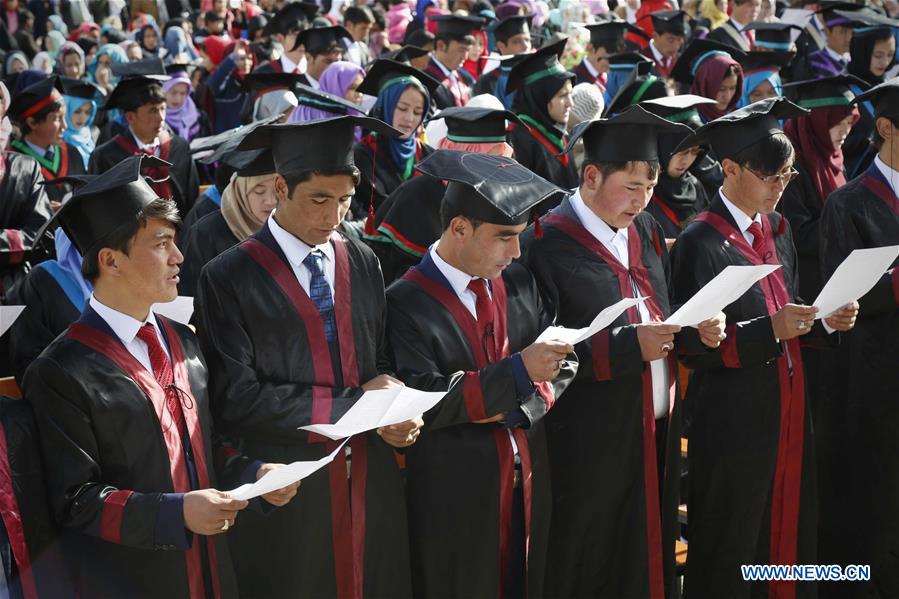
[743,165,799,186]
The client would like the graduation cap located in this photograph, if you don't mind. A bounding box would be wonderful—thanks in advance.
[852,76,899,117]
[103,74,170,111]
[584,19,649,50]
[237,115,402,178]
[564,104,692,163]
[110,57,167,78]
[674,97,808,160]
[357,58,441,98]
[742,50,795,73]
[8,75,64,122]
[832,7,899,29]
[415,150,563,226]
[60,76,104,101]
[295,82,363,115]
[641,94,717,129]
[742,21,801,51]
[262,1,319,36]
[782,75,867,110]
[506,38,573,92]
[291,25,352,54]
[486,15,531,42]
[190,114,282,157]
[430,14,485,40]
[431,106,523,143]
[382,45,431,64]
[649,9,687,37]
[670,38,746,84]
[240,71,308,95]
[602,61,667,117]
[165,61,198,76]
[606,51,654,70]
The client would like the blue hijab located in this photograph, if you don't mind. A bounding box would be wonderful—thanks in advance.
[35,229,92,311]
[88,44,128,86]
[373,78,429,179]
[63,95,97,169]
[738,69,782,109]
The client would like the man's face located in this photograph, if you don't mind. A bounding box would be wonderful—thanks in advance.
[826,24,853,54]
[654,32,684,58]
[497,31,532,55]
[438,38,472,71]
[347,21,372,42]
[109,218,183,306]
[308,47,343,79]
[585,162,658,229]
[454,218,527,280]
[732,0,761,23]
[724,157,794,216]
[127,102,166,143]
[588,43,614,73]
[207,19,225,34]
[275,174,355,246]
[27,105,66,146]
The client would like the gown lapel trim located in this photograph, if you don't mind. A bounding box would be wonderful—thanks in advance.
[861,163,899,216]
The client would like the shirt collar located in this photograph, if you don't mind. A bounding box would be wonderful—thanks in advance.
[429,241,479,299]
[129,127,159,151]
[267,210,335,269]
[649,39,665,63]
[719,188,762,234]
[570,188,628,247]
[431,56,452,77]
[730,16,749,33]
[583,55,600,78]
[874,155,899,198]
[24,139,50,156]
[824,45,849,64]
[305,73,320,89]
[281,53,300,73]
[89,294,159,346]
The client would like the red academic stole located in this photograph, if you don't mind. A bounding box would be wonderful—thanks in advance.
[694,210,806,599]
[543,212,671,599]
[517,121,570,169]
[650,194,683,231]
[240,231,367,599]
[426,61,469,107]
[861,164,899,216]
[113,131,174,200]
[0,421,38,599]
[66,316,221,599]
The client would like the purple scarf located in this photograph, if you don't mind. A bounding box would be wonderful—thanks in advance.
[163,71,201,142]
[290,61,364,123]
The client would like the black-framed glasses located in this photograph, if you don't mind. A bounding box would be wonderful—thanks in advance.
[743,165,800,187]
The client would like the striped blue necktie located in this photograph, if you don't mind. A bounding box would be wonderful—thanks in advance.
[303,250,337,343]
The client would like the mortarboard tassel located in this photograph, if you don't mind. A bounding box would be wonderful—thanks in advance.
[364,150,378,236]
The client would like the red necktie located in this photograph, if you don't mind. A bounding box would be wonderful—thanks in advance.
[747,221,766,260]
[746,29,755,49]
[467,279,496,363]
[137,323,186,434]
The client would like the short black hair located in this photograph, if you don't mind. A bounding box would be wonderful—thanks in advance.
[732,131,795,175]
[872,114,899,151]
[405,28,435,48]
[18,100,64,135]
[590,39,625,54]
[284,166,362,197]
[205,10,225,23]
[81,198,182,283]
[436,32,474,48]
[344,6,375,25]
[123,82,167,113]
[580,160,661,185]
[440,202,484,231]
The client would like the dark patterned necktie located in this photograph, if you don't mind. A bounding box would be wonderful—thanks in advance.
[136,323,186,434]
[303,250,337,343]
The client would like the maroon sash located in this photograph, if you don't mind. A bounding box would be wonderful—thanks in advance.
[861,171,899,216]
[402,266,540,596]
[240,231,366,599]
[543,212,672,599]
[113,131,174,200]
[694,210,806,599]
[67,316,221,599]
[0,421,38,599]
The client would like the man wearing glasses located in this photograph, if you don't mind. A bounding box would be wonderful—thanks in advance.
[668,97,859,599]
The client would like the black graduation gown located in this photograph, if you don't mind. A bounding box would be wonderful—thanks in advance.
[386,254,577,598]
[646,172,710,240]
[509,124,579,194]
[89,131,199,217]
[0,396,73,599]
[669,196,829,599]
[352,135,433,219]
[473,67,502,97]
[178,211,239,298]
[6,262,83,386]
[194,223,412,598]
[842,97,876,180]
[22,308,245,598]
[8,140,87,206]
[816,163,899,598]
[424,58,476,109]
[523,198,693,599]
[181,189,221,235]
[705,21,752,52]
[571,59,601,87]
[364,173,445,285]
[0,153,53,299]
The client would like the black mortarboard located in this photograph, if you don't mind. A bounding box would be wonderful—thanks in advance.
[584,19,649,49]
[430,14,485,39]
[60,76,105,101]
[415,150,563,226]
[291,25,351,54]
[295,82,362,115]
[506,37,573,92]
[191,114,281,157]
[564,105,692,162]
[742,21,801,51]
[602,61,667,117]
[641,94,717,129]
[815,2,863,28]
[431,106,522,143]
[262,1,319,36]
[55,155,169,254]
[110,57,166,78]
[238,115,402,178]
[832,7,899,28]
[196,116,280,177]
[741,50,795,73]
[383,45,431,64]
[782,75,867,110]
[486,15,531,42]
[853,75,899,118]
[8,75,63,122]
[103,74,169,111]
[674,97,808,160]
[649,9,687,37]
[240,71,308,95]
[357,58,441,98]
[164,61,197,76]
[670,38,746,84]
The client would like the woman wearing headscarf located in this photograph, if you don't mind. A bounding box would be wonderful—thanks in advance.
[204,37,254,132]
[507,39,579,193]
[352,58,437,226]
[163,67,208,142]
[62,83,97,168]
[30,50,51,73]
[43,29,65,59]
[163,24,199,62]
[54,40,84,78]
[46,14,68,39]
[843,26,896,178]
[690,49,742,122]
[2,48,26,84]
[136,22,165,59]
[289,60,364,123]
[737,63,782,108]
[87,43,128,94]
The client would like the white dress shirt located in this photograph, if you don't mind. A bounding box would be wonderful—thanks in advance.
[280,53,305,74]
[430,243,490,318]
[648,39,669,70]
[583,54,601,80]
[874,155,899,198]
[268,211,336,296]
[719,189,762,245]
[824,45,850,66]
[729,17,752,47]
[570,190,671,418]
[90,295,169,375]
[25,139,51,157]
[129,127,160,153]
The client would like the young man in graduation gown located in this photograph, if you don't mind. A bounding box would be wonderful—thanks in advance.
[195,115,420,598]
[22,155,300,598]
[706,0,759,51]
[523,105,727,599]
[253,1,319,75]
[386,150,577,598]
[640,10,686,80]
[290,26,351,89]
[7,75,86,209]
[667,97,859,599]
[89,74,199,218]
[571,20,647,94]
[473,15,532,107]
[816,77,899,599]
[424,14,485,109]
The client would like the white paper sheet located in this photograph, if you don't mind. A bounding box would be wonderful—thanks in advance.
[0,306,25,337]
[535,297,646,345]
[226,440,348,501]
[665,265,781,326]
[152,296,194,325]
[299,386,446,441]
[813,245,899,319]
[779,9,814,41]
